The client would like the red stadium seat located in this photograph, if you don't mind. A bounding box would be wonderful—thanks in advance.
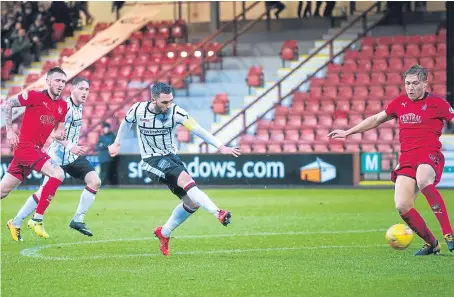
[370,72,386,85]
[419,57,435,70]
[388,58,403,72]
[358,46,373,59]
[403,58,419,70]
[437,43,446,56]
[374,45,389,59]
[407,35,423,44]
[386,72,402,85]
[372,59,388,72]
[376,36,393,45]
[280,40,298,62]
[342,59,357,72]
[405,44,421,57]
[283,143,298,153]
[298,143,313,152]
[314,144,329,152]
[246,66,264,88]
[422,34,437,44]
[326,73,340,85]
[389,44,405,58]
[350,100,366,113]
[355,73,370,85]
[341,73,355,86]
[393,35,407,44]
[328,63,342,73]
[338,86,352,99]
[352,86,368,98]
[435,57,446,70]
[433,71,446,84]
[357,59,372,72]
[421,44,436,57]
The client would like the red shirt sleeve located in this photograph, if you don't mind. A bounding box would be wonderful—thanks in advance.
[59,101,68,123]
[438,99,454,122]
[18,90,40,107]
[385,97,399,118]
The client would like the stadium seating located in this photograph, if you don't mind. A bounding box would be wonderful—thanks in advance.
[238,30,447,158]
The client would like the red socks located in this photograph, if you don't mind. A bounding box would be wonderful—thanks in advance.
[35,177,62,215]
[421,184,453,235]
[400,208,436,244]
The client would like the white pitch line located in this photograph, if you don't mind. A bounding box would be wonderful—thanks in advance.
[20,229,386,261]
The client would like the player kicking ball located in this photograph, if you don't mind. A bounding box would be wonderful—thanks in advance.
[1,67,69,239]
[7,77,101,241]
[328,65,454,255]
[108,82,241,256]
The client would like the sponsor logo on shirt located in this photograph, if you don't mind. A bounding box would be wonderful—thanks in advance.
[40,115,56,126]
[139,127,169,135]
[399,113,422,124]
[421,104,427,111]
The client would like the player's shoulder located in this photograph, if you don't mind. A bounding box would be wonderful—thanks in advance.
[172,103,187,114]
[22,89,43,100]
[426,92,448,104]
[391,94,407,103]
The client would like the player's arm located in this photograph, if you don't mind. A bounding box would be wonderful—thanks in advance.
[183,117,240,157]
[108,118,133,157]
[1,96,23,148]
[328,111,393,139]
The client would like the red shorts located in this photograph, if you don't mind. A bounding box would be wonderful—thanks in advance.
[7,146,51,182]
[391,150,445,186]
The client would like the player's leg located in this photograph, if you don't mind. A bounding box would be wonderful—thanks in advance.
[27,158,65,238]
[417,163,454,252]
[2,172,25,242]
[9,180,44,241]
[69,167,101,237]
[154,189,199,256]
[395,175,440,255]
[0,172,23,199]
[176,171,231,226]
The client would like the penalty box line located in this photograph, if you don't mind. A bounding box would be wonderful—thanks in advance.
[20,229,386,261]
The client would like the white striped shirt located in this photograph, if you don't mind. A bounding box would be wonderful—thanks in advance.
[47,97,84,166]
[125,102,188,158]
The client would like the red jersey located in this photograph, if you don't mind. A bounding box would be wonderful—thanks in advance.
[385,92,454,153]
[17,90,68,149]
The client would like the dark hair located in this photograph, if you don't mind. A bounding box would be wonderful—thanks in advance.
[47,67,66,77]
[403,64,428,82]
[72,76,90,86]
[151,82,172,100]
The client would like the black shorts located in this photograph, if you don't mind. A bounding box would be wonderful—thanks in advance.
[62,156,96,180]
[141,154,188,199]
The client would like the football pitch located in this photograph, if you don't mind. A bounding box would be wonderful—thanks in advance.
[1,188,453,297]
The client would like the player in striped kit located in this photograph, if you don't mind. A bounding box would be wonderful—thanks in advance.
[108,82,241,256]
[7,77,101,241]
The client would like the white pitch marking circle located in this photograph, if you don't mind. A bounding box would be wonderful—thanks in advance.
[20,229,385,261]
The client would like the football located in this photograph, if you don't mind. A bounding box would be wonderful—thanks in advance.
[385,224,414,250]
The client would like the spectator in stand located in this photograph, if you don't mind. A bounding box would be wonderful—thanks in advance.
[74,1,93,25]
[1,13,16,48]
[265,1,286,19]
[28,17,49,62]
[96,123,118,187]
[7,22,23,46]
[22,3,35,31]
[11,28,31,73]
[49,1,74,37]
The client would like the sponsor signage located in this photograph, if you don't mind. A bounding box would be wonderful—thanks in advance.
[1,154,357,186]
[119,154,357,186]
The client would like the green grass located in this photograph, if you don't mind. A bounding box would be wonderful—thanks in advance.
[2,189,454,297]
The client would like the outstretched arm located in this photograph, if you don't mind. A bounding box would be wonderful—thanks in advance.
[1,96,22,148]
[328,111,394,139]
[183,117,241,157]
[108,119,133,157]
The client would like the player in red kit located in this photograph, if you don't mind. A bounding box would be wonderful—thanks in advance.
[1,67,70,239]
[328,65,454,256]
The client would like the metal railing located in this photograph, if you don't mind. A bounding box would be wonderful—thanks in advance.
[82,1,269,138]
[199,2,387,152]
